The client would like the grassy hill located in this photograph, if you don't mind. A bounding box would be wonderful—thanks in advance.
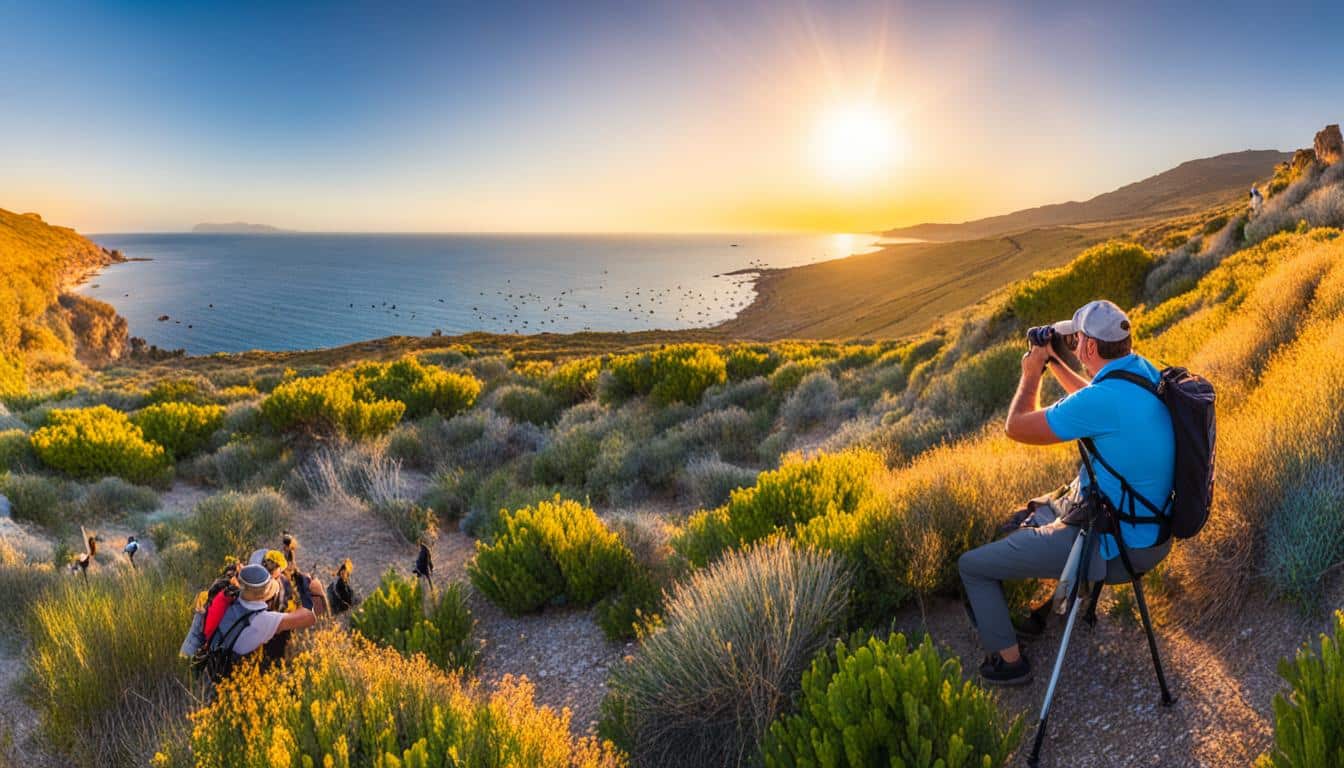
[886,149,1289,241]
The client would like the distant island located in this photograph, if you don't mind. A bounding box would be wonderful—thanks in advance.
[191,221,294,233]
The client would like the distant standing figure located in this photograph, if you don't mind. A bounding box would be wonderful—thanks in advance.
[70,527,98,580]
[123,535,140,568]
[326,558,357,614]
[413,541,434,589]
[281,532,298,572]
[1249,185,1264,217]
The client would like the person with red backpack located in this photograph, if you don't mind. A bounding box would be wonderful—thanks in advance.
[194,563,322,683]
[958,299,1214,687]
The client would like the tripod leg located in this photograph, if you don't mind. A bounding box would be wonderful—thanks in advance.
[1083,581,1103,627]
[1028,529,1097,768]
[1130,574,1176,705]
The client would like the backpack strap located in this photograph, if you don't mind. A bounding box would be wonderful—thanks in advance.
[1078,438,1172,547]
[1093,368,1162,397]
[211,607,265,655]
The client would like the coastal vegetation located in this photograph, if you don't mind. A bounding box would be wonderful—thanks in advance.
[2,132,1344,767]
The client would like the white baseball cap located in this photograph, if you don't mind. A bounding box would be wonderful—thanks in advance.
[1051,299,1132,342]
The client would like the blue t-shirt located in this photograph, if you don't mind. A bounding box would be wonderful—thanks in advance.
[1045,353,1175,559]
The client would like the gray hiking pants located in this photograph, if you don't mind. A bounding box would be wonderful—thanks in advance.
[958,520,1171,654]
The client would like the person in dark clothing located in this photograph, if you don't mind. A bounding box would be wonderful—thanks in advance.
[413,540,434,589]
[326,558,357,614]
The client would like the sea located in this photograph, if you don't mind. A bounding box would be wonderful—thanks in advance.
[78,232,907,354]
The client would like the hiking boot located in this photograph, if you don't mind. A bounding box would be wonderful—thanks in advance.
[980,647,1032,686]
[1013,601,1054,641]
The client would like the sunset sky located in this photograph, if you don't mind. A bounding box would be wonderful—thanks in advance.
[4,0,1343,234]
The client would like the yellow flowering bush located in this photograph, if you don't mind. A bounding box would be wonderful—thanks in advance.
[469,497,634,614]
[161,629,623,768]
[30,405,171,484]
[353,355,481,419]
[132,401,226,458]
[606,344,727,405]
[260,371,405,439]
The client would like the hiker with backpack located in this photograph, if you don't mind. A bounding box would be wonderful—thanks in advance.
[197,563,321,683]
[958,299,1215,687]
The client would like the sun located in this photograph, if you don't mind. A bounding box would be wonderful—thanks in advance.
[813,103,901,183]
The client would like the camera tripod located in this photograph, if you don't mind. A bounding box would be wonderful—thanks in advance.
[1026,514,1176,768]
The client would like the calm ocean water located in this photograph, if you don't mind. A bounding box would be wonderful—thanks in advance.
[79,233,900,354]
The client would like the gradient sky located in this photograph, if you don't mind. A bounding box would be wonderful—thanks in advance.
[3,0,1343,234]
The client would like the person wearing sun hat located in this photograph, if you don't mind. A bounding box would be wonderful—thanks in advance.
[207,563,320,670]
[246,547,326,664]
[957,299,1175,686]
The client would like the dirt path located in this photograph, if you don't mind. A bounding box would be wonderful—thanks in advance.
[288,498,627,736]
[902,580,1342,768]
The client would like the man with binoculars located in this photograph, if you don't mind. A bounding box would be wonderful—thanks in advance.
[958,299,1175,685]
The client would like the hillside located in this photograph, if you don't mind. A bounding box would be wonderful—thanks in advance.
[1,129,1343,768]
[0,209,128,393]
[886,149,1288,241]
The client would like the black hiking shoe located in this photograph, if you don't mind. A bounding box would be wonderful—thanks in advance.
[980,646,1032,686]
[1013,601,1054,641]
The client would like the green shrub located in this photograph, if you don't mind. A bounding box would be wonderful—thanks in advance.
[78,476,160,519]
[176,490,288,576]
[0,472,67,528]
[1255,611,1344,768]
[678,454,759,508]
[351,569,478,671]
[144,377,213,405]
[0,427,35,471]
[779,370,838,430]
[183,435,290,491]
[30,405,171,484]
[260,372,405,439]
[672,449,889,568]
[725,345,780,381]
[468,497,633,614]
[355,355,482,419]
[761,632,1023,768]
[601,540,850,768]
[0,539,59,641]
[29,570,196,767]
[163,628,621,768]
[607,344,728,405]
[531,419,605,488]
[1264,469,1344,611]
[768,358,823,394]
[131,401,225,459]
[373,498,437,544]
[924,340,1022,427]
[1007,240,1155,327]
[1203,214,1230,236]
[493,383,561,425]
[595,567,664,641]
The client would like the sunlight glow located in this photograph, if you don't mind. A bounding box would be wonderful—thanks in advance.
[813,103,902,183]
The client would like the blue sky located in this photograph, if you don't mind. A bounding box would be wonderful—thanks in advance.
[2,0,1342,233]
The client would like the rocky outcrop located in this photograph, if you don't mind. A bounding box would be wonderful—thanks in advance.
[58,293,129,365]
[1290,148,1317,174]
[1315,124,1342,165]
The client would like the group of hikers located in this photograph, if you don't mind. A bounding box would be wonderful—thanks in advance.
[177,533,436,684]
